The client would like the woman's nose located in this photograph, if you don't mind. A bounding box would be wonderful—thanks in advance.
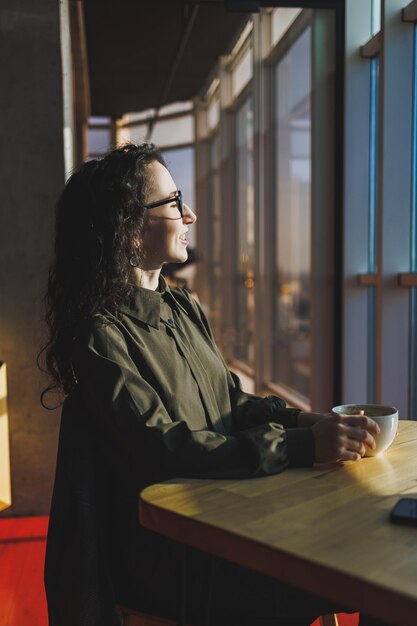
[183,203,197,224]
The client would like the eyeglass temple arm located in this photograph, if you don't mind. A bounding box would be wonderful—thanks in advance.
[143,191,181,211]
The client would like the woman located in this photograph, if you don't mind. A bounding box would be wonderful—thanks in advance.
[42,143,381,626]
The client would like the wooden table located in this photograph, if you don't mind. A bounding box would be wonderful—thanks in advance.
[140,421,417,626]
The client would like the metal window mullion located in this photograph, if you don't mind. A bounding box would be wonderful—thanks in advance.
[218,55,234,358]
[367,56,380,403]
[409,24,417,419]
[411,24,417,273]
[253,13,264,392]
[369,58,379,275]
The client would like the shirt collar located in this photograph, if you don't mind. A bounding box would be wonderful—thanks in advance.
[118,275,187,328]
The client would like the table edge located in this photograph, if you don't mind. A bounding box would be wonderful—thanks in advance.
[139,493,416,626]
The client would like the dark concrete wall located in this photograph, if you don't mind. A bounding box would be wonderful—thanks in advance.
[0,0,65,515]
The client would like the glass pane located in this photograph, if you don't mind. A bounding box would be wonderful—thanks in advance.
[163,147,195,248]
[210,134,222,334]
[158,101,193,116]
[124,124,148,144]
[271,8,302,47]
[89,116,111,126]
[232,47,253,99]
[151,115,194,147]
[272,26,312,398]
[234,98,255,366]
[88,127,111,155]
[371,0,381,36]
[124,109,156,123]
[208,96,220,131]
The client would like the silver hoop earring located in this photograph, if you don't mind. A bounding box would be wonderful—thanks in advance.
[129,254,139,267]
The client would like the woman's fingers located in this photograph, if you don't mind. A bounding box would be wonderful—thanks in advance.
[313,413,380,463]
[342,436,366,456]
[340,413,381,436]
[339,450,362,462]
[341,423,377,452]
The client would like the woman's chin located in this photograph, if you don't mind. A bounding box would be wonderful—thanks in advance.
[172,250,188,263]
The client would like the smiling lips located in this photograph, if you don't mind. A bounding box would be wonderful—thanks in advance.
[179,232,188,244]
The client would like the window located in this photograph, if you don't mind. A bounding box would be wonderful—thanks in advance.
[271,25,312,400]
[371,0,381,36]
[271,8,302,46]
[230,21,253,100]
[195,8,336,408]
[234,98,255,367]
[403,3,417,417]
[342,0,417,419]
[209,133,222,334]
[151,116,194,148]
[358,7,381,403]
[117,103,194,149]
[87,116,112,159]
[194,9,336,408]
[163,147,196,248]
[232,47,253,99]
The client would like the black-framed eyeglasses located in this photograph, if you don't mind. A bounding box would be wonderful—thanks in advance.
[142,190,183,217]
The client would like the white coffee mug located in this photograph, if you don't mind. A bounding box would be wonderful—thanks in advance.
[331,404,399,457]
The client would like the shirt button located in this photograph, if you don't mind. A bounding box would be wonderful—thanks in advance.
[167,318,175,327]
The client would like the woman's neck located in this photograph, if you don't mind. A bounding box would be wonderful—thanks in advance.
[132,267,161,291]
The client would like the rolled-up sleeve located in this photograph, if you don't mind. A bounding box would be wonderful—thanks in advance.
[227,370,301,430]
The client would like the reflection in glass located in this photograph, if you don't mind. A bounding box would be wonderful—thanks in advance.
[272,26,312,398]
[235,98,255,366]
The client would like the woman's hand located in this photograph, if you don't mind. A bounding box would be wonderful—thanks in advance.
[311,413,381,463]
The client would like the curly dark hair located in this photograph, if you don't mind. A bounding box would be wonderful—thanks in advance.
[38,143,166,406]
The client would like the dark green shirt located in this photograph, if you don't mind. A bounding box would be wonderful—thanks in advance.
[73,276,315,486]
[45,277,316,623]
